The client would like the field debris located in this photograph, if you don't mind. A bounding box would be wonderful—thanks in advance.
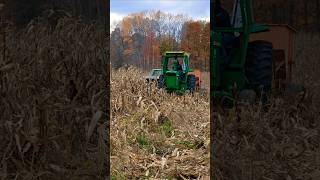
[0,18,108,179]
[110,67,210,179]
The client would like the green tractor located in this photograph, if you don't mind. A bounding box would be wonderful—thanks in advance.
[211,0,282,105]
[157,51,196,94]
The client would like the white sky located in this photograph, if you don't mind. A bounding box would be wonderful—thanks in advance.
[110,0,210,32]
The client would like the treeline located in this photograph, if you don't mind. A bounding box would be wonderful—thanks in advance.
[110,11,210,71]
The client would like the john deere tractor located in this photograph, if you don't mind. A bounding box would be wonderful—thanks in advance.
[157,51,196,94]
[211,0,277,105]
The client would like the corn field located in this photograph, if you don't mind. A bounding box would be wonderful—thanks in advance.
[0,18,109,179]
[110,67,210,179]
[1,14,320,180]
[110,32,320,179]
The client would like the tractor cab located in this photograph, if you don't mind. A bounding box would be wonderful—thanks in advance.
[158,51,196,93]
[163,51,190,73]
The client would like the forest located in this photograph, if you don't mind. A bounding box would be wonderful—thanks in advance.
[110,11,210,71]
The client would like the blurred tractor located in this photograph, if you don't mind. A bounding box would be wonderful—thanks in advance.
[157,51,200,94]
[144,68,162,82]
[211,0,304,106]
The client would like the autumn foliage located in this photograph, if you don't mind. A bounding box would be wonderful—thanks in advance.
[110,11,210,71]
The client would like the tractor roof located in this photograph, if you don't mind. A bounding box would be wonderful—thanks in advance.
[162,51,190,57]
[152,68,162,71]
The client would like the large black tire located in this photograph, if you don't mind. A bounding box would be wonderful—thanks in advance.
[187,74,196,93]
[245,40,273,104]
[157,75,164,89]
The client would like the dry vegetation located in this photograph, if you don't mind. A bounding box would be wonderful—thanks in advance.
[110,32,320,180]
[212,32,320,180]
[0,18,109,179]
[1,13,320,180]
[110,67,210,179]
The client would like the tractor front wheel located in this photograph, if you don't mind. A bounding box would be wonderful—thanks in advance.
[157,75,164,89]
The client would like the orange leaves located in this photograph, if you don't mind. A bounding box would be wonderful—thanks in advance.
[111,11,209,70]
[181,21,210,70]
[121,17,132,37]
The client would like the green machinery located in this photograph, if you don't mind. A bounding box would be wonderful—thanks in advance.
[157,51,196,94]
[211,0,273,104]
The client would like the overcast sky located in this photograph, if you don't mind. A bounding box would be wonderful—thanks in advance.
[110,0,210,31]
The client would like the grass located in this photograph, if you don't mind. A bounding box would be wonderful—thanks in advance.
[136,133,152,150]
[174,140,200,150]
[159,118,174,137]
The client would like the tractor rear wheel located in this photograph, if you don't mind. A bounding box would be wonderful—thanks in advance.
[245,40,273,105]
[187,74,196,93]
